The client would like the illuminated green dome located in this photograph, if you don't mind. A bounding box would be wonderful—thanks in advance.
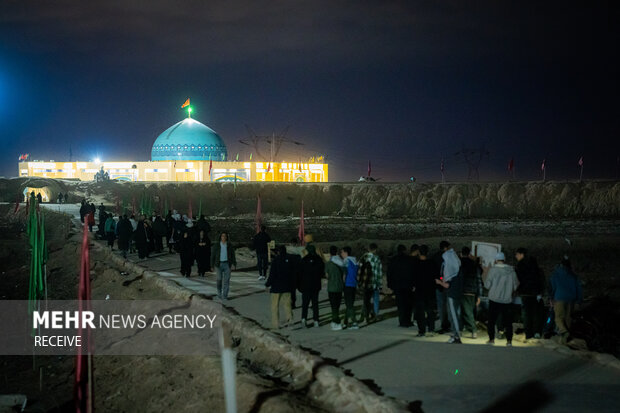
[151,118,227,161]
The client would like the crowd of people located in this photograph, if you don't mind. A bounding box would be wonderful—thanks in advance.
[265,238,584,347]
[79,201,583,345]
[81,202,240,300]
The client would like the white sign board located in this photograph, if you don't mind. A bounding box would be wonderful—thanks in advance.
[471,241,502,267]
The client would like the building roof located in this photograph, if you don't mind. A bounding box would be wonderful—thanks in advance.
[151,118,228,161]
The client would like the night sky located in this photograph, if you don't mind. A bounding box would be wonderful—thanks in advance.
[0,1,618,182]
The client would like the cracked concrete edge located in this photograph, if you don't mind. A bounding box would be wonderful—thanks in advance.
[537,337,620,371]
[93,243,409,412]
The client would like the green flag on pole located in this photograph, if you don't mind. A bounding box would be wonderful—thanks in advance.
[27,193,46,314]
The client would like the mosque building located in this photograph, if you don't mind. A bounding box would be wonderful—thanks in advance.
[18,104,328,183]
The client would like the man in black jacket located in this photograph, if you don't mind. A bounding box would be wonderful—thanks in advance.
[515,247,545,339]
[414,245,438,336]
[253,225,272,281]
[265,245,296,329]
[387,245,415,328]
[460,246,482,338]
[298,245,324,327]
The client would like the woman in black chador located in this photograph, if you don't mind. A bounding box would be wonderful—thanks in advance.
[178,230,195,277]
[195,229,211,277]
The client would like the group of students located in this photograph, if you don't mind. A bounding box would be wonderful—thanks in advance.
[265,239,584,346]
[265,242,384,330]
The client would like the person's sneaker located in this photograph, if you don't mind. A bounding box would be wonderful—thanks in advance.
[258,276,266,281]
[301,318,306,326]
[486,340,495,345]
[534,333,541,339]
[471,332,477,339]
[331,323,342,331]
[350,323,359,330]
[448,336,462,344]
[416,332,425,337]
[498,331,506,340]
[506,341,512,347]
[314,321,320,328]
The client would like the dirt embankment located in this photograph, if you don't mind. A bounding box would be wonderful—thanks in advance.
[2,178,619,219]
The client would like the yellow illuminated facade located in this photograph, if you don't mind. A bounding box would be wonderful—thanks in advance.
[18,160,328,183]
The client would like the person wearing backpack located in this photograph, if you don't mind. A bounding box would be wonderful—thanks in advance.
[341,246,359,329]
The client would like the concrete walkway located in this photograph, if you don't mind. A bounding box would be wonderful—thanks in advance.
[43,203,620,413]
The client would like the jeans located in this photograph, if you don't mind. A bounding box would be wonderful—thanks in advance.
[447,297,462,339]
[271,292,292,329]
[522,295,544,338]
[436,289,450,331]
[373,289,380,315]
[216,262,231,299]
[328,292,342,324]
[343,286,357,324]
[414,293,436,334]
[488,300,514,341]
[461,294,477,333]
[257,253,269,278]
[301,290,319,322]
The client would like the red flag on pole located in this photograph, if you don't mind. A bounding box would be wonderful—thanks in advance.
[75,213,93,413]
[367,160,371,177]
[508,158,514,171]
[181,98,190,108]
[578,156,583,166]
[298,201,305,246]
[255,195,262,234]
[541,159,546,171]
[267,162,271,173]
[440,160,445,172]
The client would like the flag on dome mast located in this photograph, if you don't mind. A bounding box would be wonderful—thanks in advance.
[181,98,192,118]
